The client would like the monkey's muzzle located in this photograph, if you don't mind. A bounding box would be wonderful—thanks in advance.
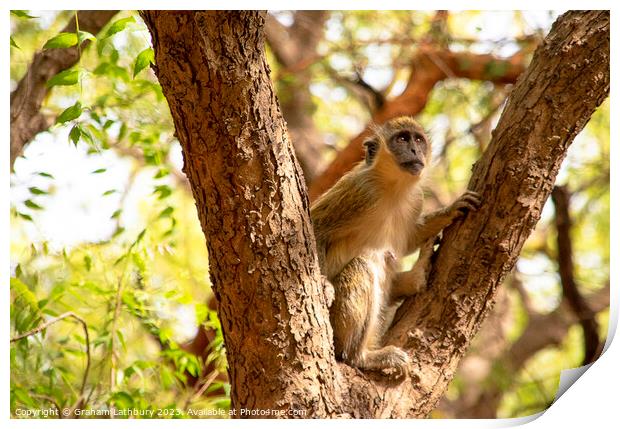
[400,160,425,175]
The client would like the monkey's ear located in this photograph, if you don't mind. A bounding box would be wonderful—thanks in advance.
[363,138,379,165]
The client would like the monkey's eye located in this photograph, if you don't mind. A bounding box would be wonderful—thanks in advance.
[395,132,410,144]
[414,134,424,144]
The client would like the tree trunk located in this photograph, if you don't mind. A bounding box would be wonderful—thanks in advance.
[141,11,340,416]
[143,10,609,418]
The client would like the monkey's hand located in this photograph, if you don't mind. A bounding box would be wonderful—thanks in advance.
[390,237,436,302]
[446,190,482,220]
[411,191,482,253]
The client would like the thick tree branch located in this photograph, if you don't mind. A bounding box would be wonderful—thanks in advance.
[339,10,609,418]
[308,47,527,201]
[10,10,118,169]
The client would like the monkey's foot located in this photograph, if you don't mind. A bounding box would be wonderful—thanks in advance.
[366,345,410,379]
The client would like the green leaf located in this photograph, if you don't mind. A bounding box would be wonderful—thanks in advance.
[84,254,92,271]
[111,209,121,219]
[24,200,43,210]
[12,387,37,409]
[11,10,37,19]
[43,32,78,50]
[153,185,172,200]
[133,48,154,78]
[153,168,169,179]
[79,127,94,146]
[104,17,135,39]
[10,36,19,49]
[102,189,117,196]
[158,206,174,219]
[91,168,106,174]
[109,391,134,409]
[29,187,48,195]
[77,30,96,44]
[47,69,79,88]
[16,212,33,222]
[69,124,81,146]
[36,172,54,179]
[56,101,82,124]
[136,229,146,243]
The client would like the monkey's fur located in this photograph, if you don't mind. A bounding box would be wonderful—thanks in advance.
[311,116,481,377]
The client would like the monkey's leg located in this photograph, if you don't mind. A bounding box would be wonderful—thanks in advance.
[330,257,373,363]
[407,190,482,252]
[391,238,435,301]
[331,255,410,378]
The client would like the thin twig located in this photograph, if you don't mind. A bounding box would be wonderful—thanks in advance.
[11,311,91,398]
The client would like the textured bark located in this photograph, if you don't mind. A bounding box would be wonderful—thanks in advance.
[143,10,609,418]
[376,10,609,417]
[308,47,528,201]
[142,11,340,417]
[10,10,118,169]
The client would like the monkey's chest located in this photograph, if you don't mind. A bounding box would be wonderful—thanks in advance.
[357,208,412,253]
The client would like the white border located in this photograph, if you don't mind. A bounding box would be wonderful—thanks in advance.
[3,2,617,428]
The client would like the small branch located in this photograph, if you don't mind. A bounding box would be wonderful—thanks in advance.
[552,185,602,364]
[30,393,62,418]
[11,311,92,399]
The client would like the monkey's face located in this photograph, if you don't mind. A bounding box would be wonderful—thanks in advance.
[385,127,429,176]
[364,117,430,177]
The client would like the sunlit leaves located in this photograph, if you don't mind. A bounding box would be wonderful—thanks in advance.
[153,185,172,200]
[133,48,154,78]
[158,206,174,219]
[93,62,130,81]
[67,124,97,149]
[91,168,107,174]
[16,212,33,222]
[56,101,82,124]
[11,10,37,19]
[103,16,135,39]
[28,187,48,195]
[36,172,54,179]
[110,390,135,409]
[24,200,43,210]
[69,124,81,146]
[77,30,96,44]
[10,36,19,49]
[47,69,79,88]
[43,32,79,50]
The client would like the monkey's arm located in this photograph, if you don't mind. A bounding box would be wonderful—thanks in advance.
[406,190,481,253]
[391,238,435,301]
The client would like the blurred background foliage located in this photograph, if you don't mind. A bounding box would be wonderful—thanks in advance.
[10,10,609,419]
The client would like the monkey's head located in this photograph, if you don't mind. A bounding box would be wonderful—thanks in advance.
[363,117,431,178]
